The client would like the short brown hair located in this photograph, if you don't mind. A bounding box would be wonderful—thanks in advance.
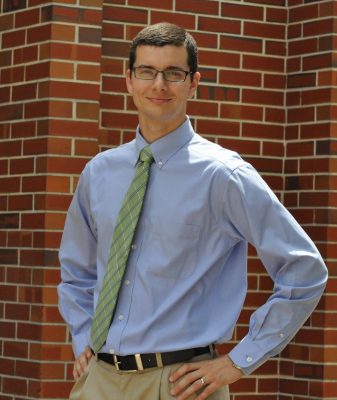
[129,22,198,76]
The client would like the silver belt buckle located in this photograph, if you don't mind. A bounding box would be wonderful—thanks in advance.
[113,354,121,371]
[135,354,144,371]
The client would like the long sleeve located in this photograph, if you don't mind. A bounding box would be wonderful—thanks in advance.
[58,165,97,357]
[226,164,328,374]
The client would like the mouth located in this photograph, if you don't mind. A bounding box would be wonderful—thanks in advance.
[147,97,171,105]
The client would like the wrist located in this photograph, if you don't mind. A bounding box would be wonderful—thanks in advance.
[226,354,244,374]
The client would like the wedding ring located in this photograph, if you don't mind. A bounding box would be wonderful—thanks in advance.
[200,376,207,386]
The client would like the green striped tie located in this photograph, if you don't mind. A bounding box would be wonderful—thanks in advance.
[90,146,154,352]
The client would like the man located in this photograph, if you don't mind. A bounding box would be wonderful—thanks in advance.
[58,22,328,400]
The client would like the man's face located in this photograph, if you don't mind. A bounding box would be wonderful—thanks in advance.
[126,45,200,131]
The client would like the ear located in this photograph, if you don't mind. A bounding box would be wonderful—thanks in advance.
[188,71,200,98]
[126,69,133,95]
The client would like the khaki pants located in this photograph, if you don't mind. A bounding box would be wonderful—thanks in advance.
[69,354,230,400]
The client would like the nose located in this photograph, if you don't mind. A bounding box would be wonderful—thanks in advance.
[152,72,168,91]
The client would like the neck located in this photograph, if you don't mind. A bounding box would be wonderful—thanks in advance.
[138,116,186,143]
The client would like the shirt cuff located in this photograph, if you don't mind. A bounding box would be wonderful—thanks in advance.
[228,335,271,375]
[72,331,91,358]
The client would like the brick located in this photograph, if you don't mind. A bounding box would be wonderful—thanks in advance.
[102,76,128,93]
[101,111,139,130]
[221,3,263,21]
[15,8,40,28]
[303,18,334,36]
[0,103,24,122]
[45,81,99,101]
[266,7,287,23]
[197,119,240,137]
[242,123,284,140]
[7,231,33,247]
[8,194,33,210]
[35,194,72,211]
[197,85,239,102]
[104,5,147,24]
[220,35,262,54]
[77,64,101,81]
[192,32,217,49]
[39,381,74,399]
[244,21,285,40]
[12,83,37,101]
[76,102,99,119]
[11,120,36,138]
[5,303,30,321]
[33,230,63,248]
[0,13,14,31]
[218,138,260,155]
[242,89,284,106]
[0,49,12,68]
[0,177,21,193]
[2,28,26,48]
[243,54,284,72]
[51,23,76,42]
[102,22,124,39]
[74,139,98,157]
[50,61,74,79]
[198,17,240,34]
[1,65,25,84]
[4,341,29,358]
[101,57,124,74]
[303,53,331,71]
[22,175,46,192]
[102,40,130,59]
[220,104,263,122]
[26,61,50,81]
[48,119,99,138]
[14,45,39,65]
[0,213,19,229]
[2,376,28,396]
[289,3,318,23]
[288,38,318,56]
[49,100,73,118]
[24,100,49,119]
[176,0,218,15]
[78,26,101,44]
[288,107,315,123]
[219,69,261,87]
[266,40,286,56]
[43,42,101,63]
[199,50,240,68]
[264,74,286,89]
[287,73,316,88]
[187,100,218,118]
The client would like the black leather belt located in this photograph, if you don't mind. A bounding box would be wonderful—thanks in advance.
[96,346,212,371]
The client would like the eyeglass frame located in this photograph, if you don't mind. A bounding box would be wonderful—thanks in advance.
[131,66,194,82]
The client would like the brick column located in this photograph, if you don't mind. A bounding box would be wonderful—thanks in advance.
[281,1,337,399]
[0,1,102,398]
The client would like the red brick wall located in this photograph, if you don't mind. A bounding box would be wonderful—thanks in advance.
[0,0,335,399]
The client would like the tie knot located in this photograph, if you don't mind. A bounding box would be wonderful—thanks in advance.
[140,146,153,164]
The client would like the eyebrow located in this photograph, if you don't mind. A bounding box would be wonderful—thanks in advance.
[136,64,186,71]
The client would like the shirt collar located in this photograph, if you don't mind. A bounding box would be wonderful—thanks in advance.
[135,117,195,168]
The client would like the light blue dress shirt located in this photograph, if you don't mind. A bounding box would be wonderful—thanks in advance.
[58,117,328,374]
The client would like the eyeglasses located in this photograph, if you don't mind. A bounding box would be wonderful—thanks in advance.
[132,66,192,82]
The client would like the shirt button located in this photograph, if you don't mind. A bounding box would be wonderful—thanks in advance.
[279,333,285,338]
[109,349,115,354]
[158,160,163,168]
[125,280,130,286]
[246,356,253,363]
[131,244,137,250]
[118,315,124,321]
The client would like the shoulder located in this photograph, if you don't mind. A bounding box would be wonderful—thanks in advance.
[85,140,136,171]
[188,133,246,175]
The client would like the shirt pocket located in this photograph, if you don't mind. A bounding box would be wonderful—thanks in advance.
[139,220,201,280]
